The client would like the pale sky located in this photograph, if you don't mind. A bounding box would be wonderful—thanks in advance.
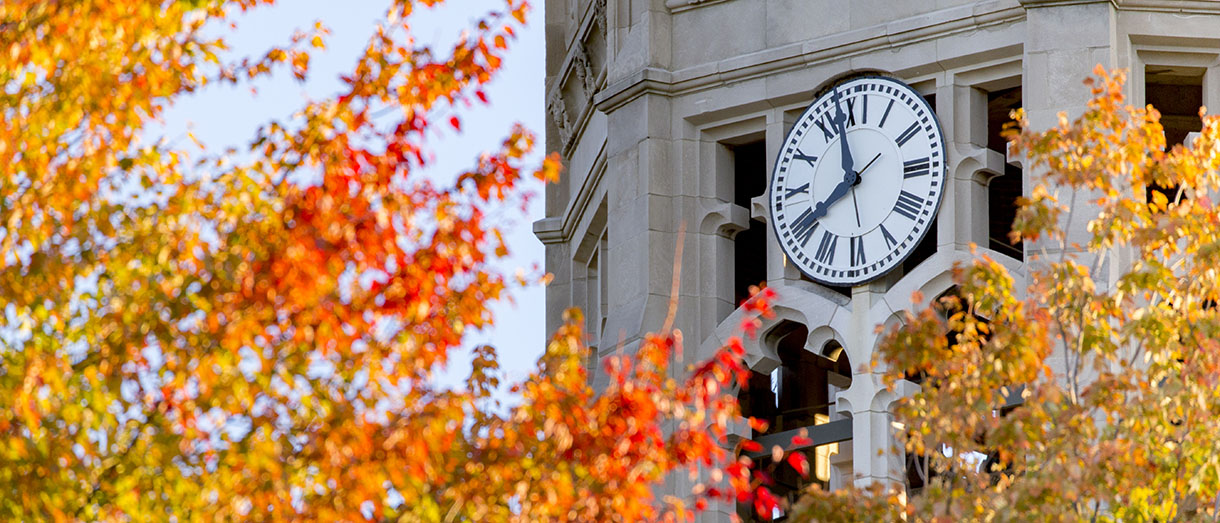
[154,0,549,389]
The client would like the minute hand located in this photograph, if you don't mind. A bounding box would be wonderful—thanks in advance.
[832,87,855,176]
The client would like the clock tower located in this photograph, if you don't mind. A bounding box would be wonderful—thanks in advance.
[539,0,1220,518]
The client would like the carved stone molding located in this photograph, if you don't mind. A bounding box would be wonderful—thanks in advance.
[665,0,731,13]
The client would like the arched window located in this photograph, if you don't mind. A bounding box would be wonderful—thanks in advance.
[737,322,853,518]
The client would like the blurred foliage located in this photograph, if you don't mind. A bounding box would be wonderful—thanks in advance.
[0,0,782,520]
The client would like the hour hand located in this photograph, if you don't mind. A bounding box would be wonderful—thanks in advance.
[810,178,853,221]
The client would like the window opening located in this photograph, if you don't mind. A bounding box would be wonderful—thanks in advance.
[737,323,852,518]
[1145,67,1203,207]
[987,86,1023,260]
[733,141,770,305]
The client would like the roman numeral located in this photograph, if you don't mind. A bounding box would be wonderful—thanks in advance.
[896,121,921,147]
[844,97,857,127]
[861,95,868,125]
[879,99,895,127]
[815,230,838,264]
[814,114,836,141]
[903,157,931,178]
[793,150,818,168]
[785,182,809,199]
[790,208,819,247]
[893,190,926,220]
[880,224,897,249]
[850,235,866,266]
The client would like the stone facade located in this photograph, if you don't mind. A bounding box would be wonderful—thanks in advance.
[537,0,1220,518]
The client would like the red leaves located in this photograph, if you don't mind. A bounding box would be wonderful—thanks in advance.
[0,0,800,519]
[753,487,782,520]
[786,451,810,479]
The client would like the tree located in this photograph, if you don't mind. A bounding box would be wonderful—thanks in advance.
[0,0,779,520]
[786,67,1220,521]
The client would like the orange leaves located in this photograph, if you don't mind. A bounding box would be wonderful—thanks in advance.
[532,152,563,184]
[1,0,559,519]
[4,0,788,520]
[468,287,779,521]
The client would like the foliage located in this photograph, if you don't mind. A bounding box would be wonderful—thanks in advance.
[789,66,1220,521]
[0,0,780,520]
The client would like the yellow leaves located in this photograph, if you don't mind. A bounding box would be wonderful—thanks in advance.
[1149,188,1170,213]
[290,50,310,81]
[858,65,1220,522]
[535,152,562,183]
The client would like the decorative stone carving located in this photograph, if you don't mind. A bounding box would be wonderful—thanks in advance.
[572,45,597,95]
[593,0,607,35]
[547,89,571,145]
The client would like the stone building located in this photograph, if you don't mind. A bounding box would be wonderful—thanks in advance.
[536,0,1220,518]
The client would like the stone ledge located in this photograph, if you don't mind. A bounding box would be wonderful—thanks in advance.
[532,216,565,244]
[664,0,731,13]
[534,147,607,245]
[1116,0,1220,13]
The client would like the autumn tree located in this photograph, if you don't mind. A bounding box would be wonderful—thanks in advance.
[0,0,784,521]
[783,67,1220,521]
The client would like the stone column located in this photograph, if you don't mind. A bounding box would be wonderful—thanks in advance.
[937,82,1008,251]
[1020,0,1118,376]
[831,282,909,488]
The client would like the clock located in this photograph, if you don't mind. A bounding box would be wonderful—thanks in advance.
[769,75,946,287]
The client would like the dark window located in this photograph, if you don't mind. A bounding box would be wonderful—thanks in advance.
[1145,68,1203,208]
[1146,67,1203,148]
[987,86,1023,261]
[733,141,770,306]
[737,323,852,519]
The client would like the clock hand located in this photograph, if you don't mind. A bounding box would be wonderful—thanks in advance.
[809,177,853,222]
[850,185,862,227]
[854,152,882,180]
[831,87,855,178]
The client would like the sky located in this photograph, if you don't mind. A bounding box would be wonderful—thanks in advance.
[154,0,550,389]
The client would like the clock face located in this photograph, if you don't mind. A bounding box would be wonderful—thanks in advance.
[769,75,946,287]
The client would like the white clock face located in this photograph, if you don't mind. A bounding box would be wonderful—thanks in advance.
[769,75,946,287]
